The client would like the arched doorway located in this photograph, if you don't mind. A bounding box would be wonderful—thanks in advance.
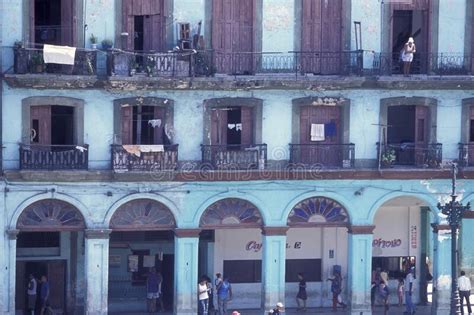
[198,198,263,309]
[286,196,350,308]
[107,199,176,313]
[15,199,85,314]
[371,196,435,309]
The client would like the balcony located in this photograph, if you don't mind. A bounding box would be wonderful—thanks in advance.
[13,47,97,75]
[107,49,191,77]
[111,144,178,172]
[201,144,267,170]
[19,144,89,170]
[377,143,442,168]
[289,144,355,169]
[459,143,474,167]
[370,52,471,76]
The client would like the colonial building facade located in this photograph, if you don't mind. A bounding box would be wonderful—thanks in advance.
[1,1,474,315]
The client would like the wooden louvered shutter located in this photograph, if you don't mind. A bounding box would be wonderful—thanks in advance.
[121,106,133,144]
[48,261,66,310]
[210,109,228,145]
[153,106,165,144]
[61,0,74,46]
[30,106,52,145]
[415,105,429,166]
[123,0,135,50]
[240,106,253,145]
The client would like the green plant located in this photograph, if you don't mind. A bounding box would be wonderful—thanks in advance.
[30,52,44,66]
[90,33,98,44]
[14,40,24,49]
[101,39,113,49]
[381,149,396,164]
[145,56,156,76]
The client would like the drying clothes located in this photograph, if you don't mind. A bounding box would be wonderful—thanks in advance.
[325,122,337,137]
[236,123,242,131]
[139,145,164,153]
[43,44,76,65]
[75,146,88,153]
[310,124,325,141]
[148,119,162,128]
[122,145,141,157]
[228,123,236,130]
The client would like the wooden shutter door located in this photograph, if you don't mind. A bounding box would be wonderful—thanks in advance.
[210,109,228,145]
[47,261,66,311]
[240,106,253,145]
[301,0,322,74]
[321,0,342,74]
[123,0,135,50]
[213,0,233,73]
[143,0,165,52]
[469,106,474,165]
[31,106,52,145]
[415,105,429,166]
[121,106,133,144]
[61,0,74,46]
[153,106,165,144]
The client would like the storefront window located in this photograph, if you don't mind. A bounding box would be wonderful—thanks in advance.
[285,259,322,282]
[372,256,416,280]
[224,260,262,283]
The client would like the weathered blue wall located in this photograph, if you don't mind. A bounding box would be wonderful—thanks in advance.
[84,0,116,49]
[438,0,466,54]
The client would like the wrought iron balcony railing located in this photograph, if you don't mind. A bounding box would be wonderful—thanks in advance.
[13,47,97,75]
[289,143,355,169]
[19,144,89,170]
[111,144,178,172]
[458,143,474,167]
[201,144,267,170]
[107,49,192,77]
[377,142,442,168]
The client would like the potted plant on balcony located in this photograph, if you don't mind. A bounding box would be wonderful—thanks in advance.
[101,39,113,50]
[30,52,44,73]
[145,56,156,77]
[381,149,396,168]
[90,33,98,49]
[13,40,28,74]
[128,58,138,76]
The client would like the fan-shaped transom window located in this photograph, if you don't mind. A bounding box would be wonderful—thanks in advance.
[110,199,176,231]
[17,200,85,231]
[200,198,262,228]
[288,197,349,226]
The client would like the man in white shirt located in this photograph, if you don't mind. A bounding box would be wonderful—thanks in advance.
[458,271,472,315]
[27,274,37,315]
[404,268,416,315]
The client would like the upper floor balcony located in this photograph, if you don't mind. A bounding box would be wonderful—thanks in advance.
[19,144,89,170]
[377,143,443,169]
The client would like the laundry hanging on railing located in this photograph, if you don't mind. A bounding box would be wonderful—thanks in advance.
[122,144,165,157]
[43,44,76,65]
[228,123,242,131]
[310,124,325,141]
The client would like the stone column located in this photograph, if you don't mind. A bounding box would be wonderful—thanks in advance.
[460,216,474,276]
[85,229,111,315]
[431,224,452,315]
[3,230,19,315]
[174,229,200,315]
[261,227,288,312]
[347,225,374,315]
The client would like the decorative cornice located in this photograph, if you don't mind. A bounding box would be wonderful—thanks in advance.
[431,223,451,233]
[174,229,201,238]
[261,226,289,236]
[85,229,112,239]
[347,225,375,235]
[6,229,19,240]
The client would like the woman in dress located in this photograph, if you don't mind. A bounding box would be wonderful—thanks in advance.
[296,273,307,311]
[402,37,416,76]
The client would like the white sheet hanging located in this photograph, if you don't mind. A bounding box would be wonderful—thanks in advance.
[43,44,76,65]
[148,119,162,128]
[310,124,325,141]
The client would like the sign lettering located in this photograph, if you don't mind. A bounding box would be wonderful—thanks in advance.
[246,241,302,252]
[372,238,402,248]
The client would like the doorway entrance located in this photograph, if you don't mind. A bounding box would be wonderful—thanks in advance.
[387,105,429,166]
[31,0,75,46]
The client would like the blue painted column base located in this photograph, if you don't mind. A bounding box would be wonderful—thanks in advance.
[261,227,287,313]
[431,225,452,315]
[347,226,374,315]
[174,229,200,315]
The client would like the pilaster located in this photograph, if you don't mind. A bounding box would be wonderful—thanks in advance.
[85,229,111,315]
[174,229,200,315]
[261,227,288,312]
[347,225,374,315]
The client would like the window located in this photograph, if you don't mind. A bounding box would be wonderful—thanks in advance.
[211,107,253,145]
[121,105,169,145]
[470,119,474,142]
[285,259,322,282]
[17,232,60,248]
[223,260,261,283]
[30,105,75,145]
[372,256,416,280]
[32,0,75,46]
[131,249,150,285]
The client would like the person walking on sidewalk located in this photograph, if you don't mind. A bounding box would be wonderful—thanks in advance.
[458,270,472,315]
[404,268,416,315]
[296,273,307,311]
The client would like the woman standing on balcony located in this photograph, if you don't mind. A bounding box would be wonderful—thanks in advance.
[402,37,416,77]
